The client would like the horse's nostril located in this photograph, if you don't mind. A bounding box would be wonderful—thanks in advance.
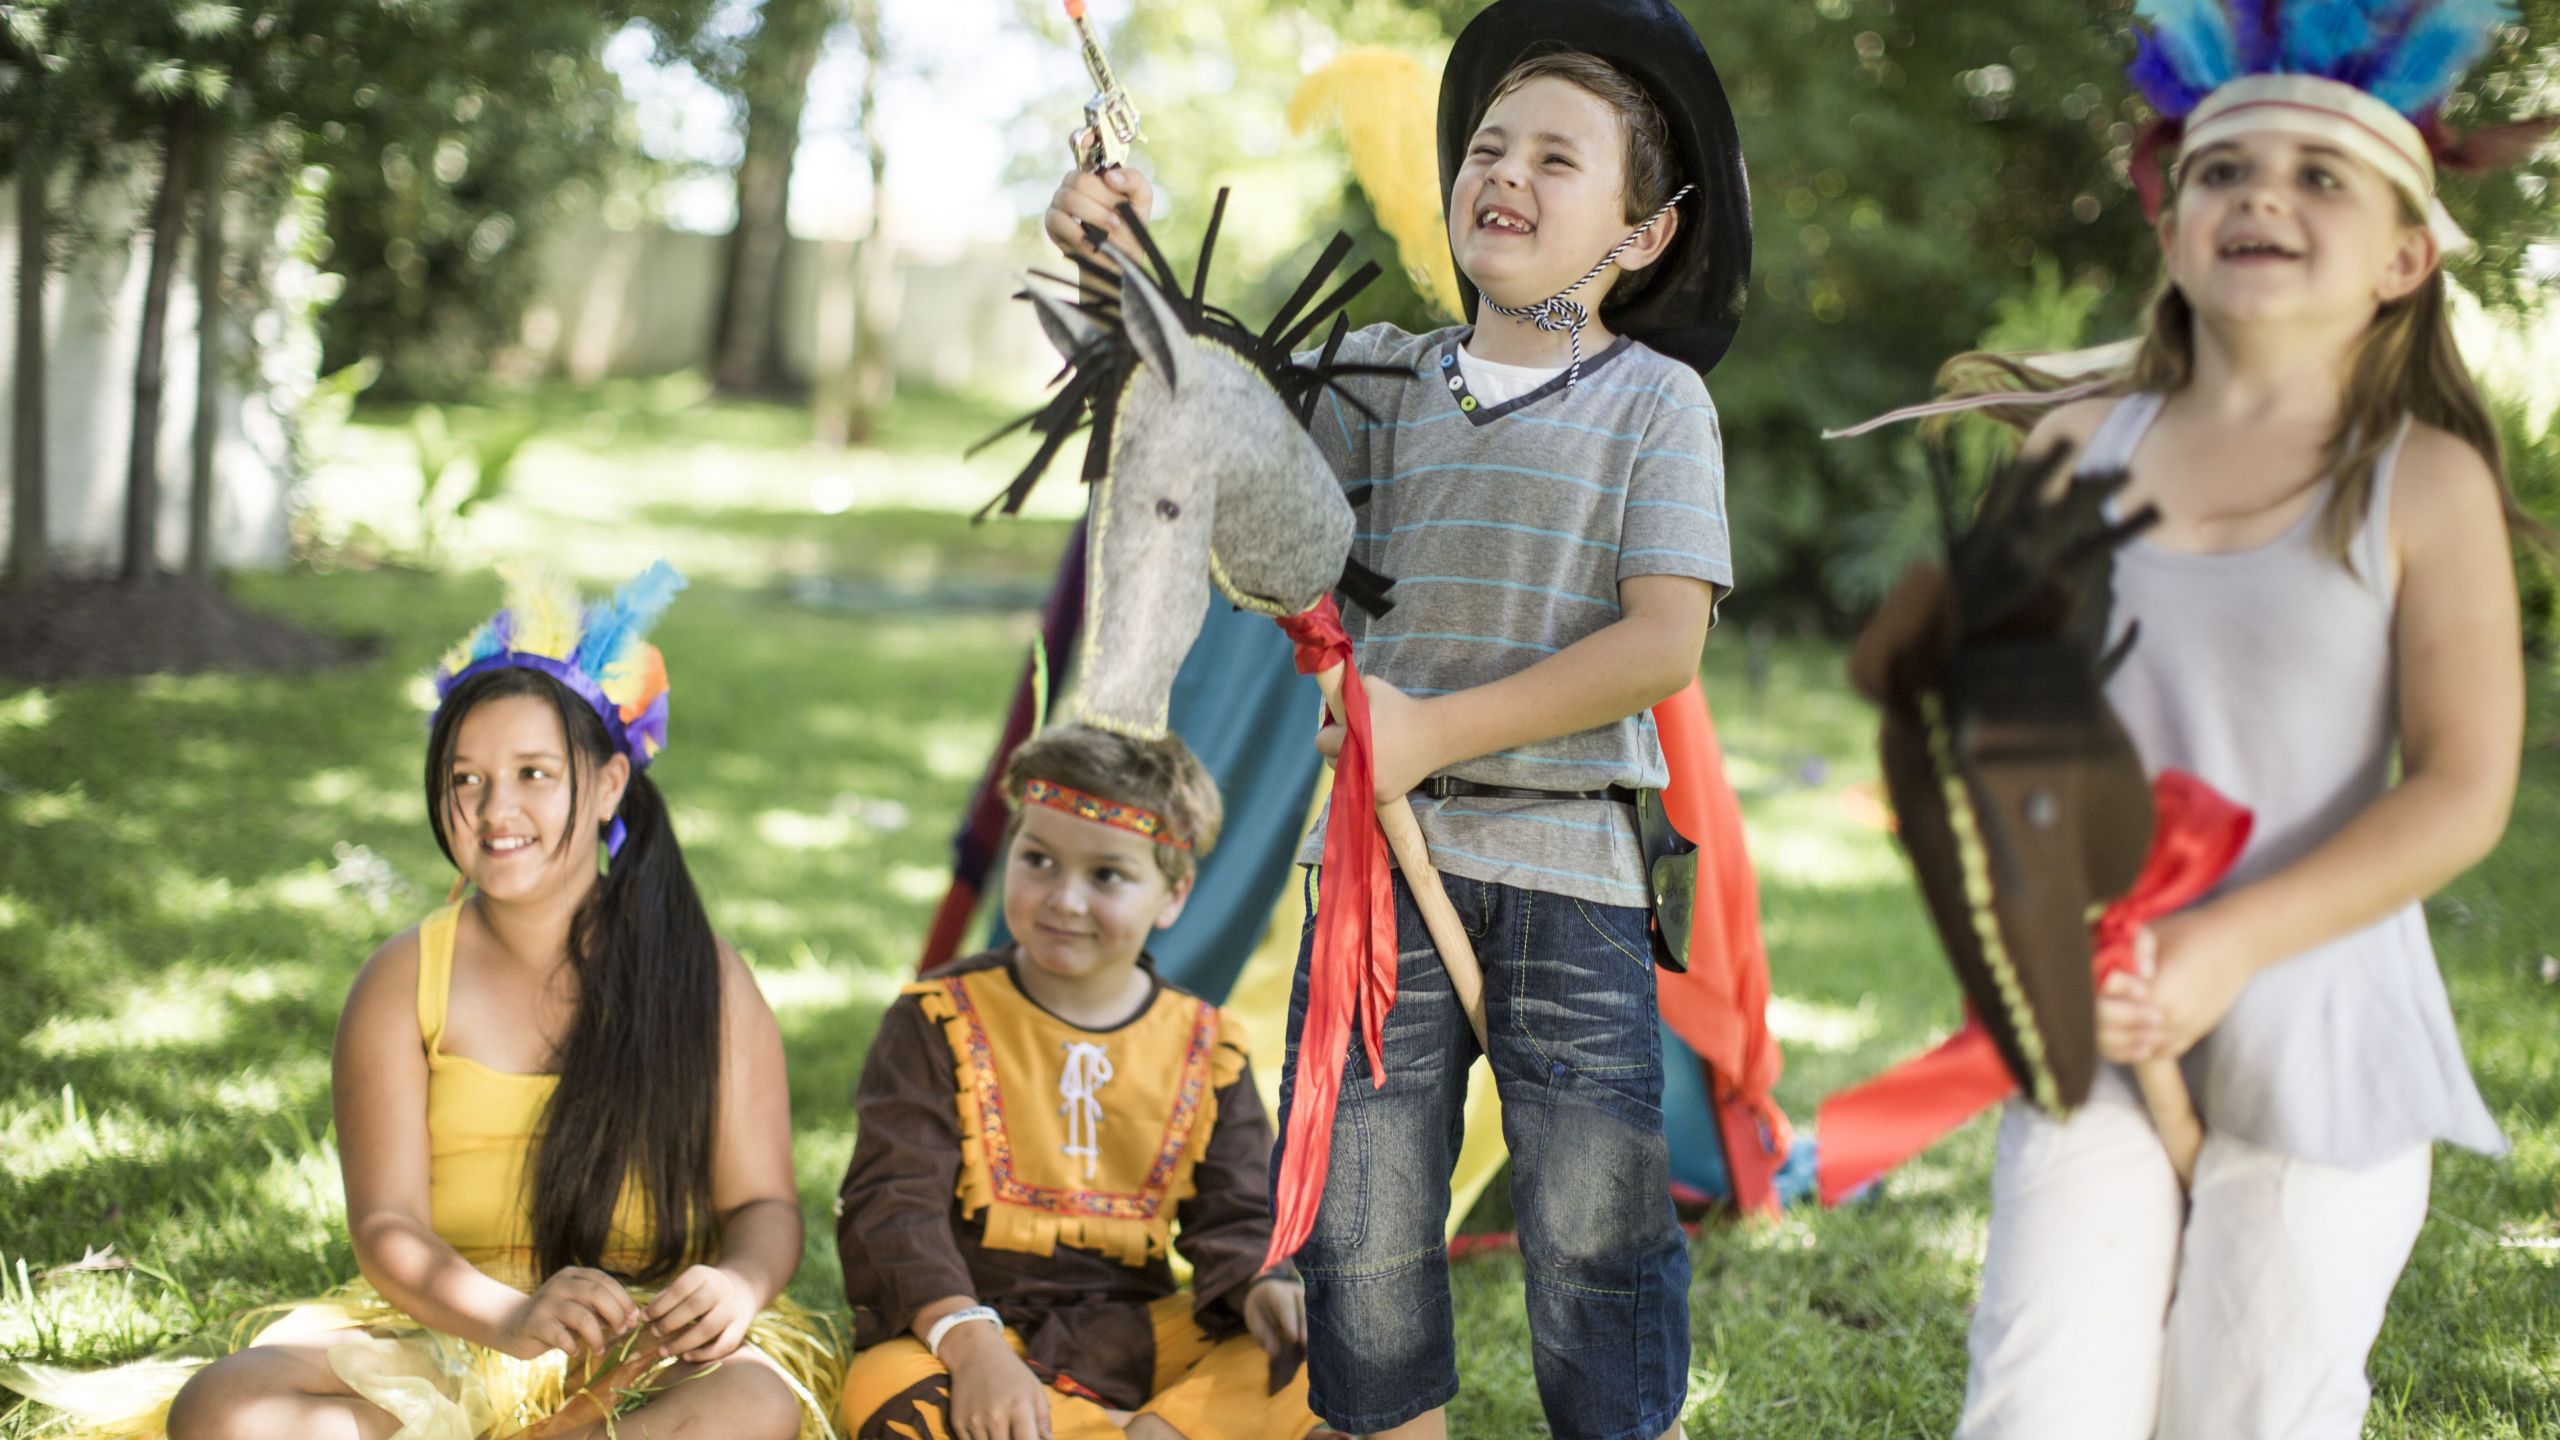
[1156,499,1182,521]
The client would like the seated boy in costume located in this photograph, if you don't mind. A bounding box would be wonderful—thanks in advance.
[835,724,1326,1440]
[1047,1,1747,1436]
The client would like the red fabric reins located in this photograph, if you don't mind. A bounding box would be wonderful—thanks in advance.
[1265,597,1399,1268]
[1813,770,2252,1206]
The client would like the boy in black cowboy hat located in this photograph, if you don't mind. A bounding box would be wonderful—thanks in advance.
[1047,2,1748,1435]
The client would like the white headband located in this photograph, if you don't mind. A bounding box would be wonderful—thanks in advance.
[2176,73,2470,254]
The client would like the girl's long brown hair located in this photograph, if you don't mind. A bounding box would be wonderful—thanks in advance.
[427,666,722,1284]
[1937,190,2556,563]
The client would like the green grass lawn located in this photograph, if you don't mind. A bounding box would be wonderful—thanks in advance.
[4,406,2557,1436]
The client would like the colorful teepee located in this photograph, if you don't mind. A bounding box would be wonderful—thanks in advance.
[919,524,1810,1226]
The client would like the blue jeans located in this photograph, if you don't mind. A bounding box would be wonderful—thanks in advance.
[1274,871,1691,1439]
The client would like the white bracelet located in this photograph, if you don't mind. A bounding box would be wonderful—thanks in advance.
[925,1304,1003,1359]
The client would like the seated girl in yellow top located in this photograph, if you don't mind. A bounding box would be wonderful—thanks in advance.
[29,564,838,1439]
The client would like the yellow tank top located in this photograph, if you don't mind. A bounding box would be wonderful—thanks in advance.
[418,905,651,1282]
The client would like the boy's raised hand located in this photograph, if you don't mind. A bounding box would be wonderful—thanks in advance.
[1044,166,1156,267]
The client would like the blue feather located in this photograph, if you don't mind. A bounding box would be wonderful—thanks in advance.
[2279,0,2402,78]
[2134,0,2243,92]
[574,561,688,677]
[2369,0,2513,111]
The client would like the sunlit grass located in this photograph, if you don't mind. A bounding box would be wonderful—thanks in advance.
[4,401,2557,1435]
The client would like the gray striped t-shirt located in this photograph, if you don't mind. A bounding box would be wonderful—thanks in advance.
[1291,324,1732,907]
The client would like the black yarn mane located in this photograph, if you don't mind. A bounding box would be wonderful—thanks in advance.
[970,189,1408,615]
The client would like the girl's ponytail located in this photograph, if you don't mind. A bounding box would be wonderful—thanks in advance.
[516,723,723,1284]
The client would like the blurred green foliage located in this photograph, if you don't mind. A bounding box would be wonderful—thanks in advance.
[1144,0,2560,631]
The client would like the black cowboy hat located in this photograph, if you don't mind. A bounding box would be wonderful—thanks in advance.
[1437,0,1753,374]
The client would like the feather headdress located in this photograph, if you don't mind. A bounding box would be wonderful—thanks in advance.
[1827,0,2543,441]
[433,561,685,774]
[2129,0,2514,119]
[2125,0,2546,247]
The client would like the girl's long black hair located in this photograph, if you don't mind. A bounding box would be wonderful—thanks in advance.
[425,666,722,1284]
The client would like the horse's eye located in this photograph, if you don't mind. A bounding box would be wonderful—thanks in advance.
[1156,499,1182,521]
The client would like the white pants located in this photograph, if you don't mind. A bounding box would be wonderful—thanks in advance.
[1958,1084,2431,1440]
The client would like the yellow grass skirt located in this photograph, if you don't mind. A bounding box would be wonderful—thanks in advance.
[0,1278,844,1440]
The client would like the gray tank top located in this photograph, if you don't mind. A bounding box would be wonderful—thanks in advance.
[2077,393,2505,1166]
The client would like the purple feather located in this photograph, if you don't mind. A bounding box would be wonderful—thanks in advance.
[2232,0,2282,66]
[2129,34,2211,115]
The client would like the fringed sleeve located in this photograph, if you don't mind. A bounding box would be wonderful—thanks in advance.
[1174,1011,1289,1328]
[837,991,974,1350]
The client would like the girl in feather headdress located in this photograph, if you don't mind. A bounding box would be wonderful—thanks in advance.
[3,564,841,1439]
[1932,4,2551,1437]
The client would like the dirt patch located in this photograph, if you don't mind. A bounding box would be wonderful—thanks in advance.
[0,576,375,683]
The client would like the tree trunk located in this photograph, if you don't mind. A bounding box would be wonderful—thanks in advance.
[186,124,225,580]
[125,105,198,584]
[816,0,895,447]
[843,0,896,444]
[811,232,858,448]
[11,155,47,587]
[709,0,833,396]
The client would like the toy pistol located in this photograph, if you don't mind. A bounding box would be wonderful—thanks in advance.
[1063,0,1141,173]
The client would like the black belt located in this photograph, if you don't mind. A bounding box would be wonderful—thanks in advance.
[1420,776,1643,807]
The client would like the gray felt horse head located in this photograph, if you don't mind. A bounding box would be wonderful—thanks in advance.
[978,193,1403,739]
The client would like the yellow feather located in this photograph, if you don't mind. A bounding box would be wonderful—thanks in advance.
[437,629,488,679]
[1290,48,1467,323]
[496,560,582,662]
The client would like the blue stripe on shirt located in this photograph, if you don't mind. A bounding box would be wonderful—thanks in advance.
[1353,519,1621,553]
[1362,631,1561,654]
[1392,574,1618,608]
[1625,499,1724,519]
[1381,462,1625,496]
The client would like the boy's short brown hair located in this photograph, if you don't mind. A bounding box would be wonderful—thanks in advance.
[1001,725,1223,884]
[1483,46,1681,308]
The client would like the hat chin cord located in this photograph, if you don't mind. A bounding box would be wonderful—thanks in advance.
[1483,183,1692,388]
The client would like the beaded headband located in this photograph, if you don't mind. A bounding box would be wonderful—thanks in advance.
[1019,777,1195,852]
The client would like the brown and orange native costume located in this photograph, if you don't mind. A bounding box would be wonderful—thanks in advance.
[834,948,1320,1440]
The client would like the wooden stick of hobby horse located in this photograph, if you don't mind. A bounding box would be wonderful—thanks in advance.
[1310,664,1491,1052]
[2135,1058,2203,1189]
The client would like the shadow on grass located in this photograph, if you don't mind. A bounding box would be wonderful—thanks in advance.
[6,577,2558,1438]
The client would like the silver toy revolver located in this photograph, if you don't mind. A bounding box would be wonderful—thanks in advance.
[1064,0,1141,172]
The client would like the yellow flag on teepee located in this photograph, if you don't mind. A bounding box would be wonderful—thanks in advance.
[1290,48,1467,324]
